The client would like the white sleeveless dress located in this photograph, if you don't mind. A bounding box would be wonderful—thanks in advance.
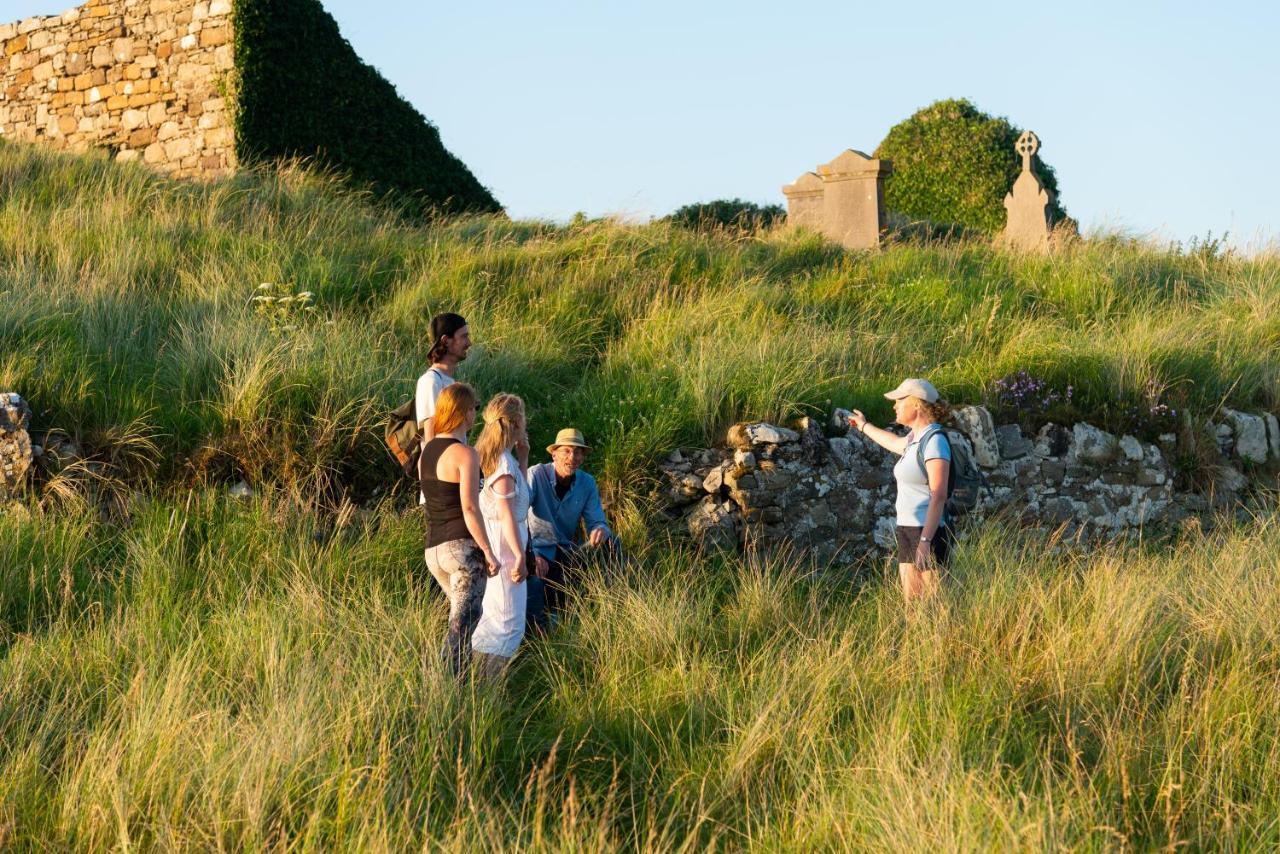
[471,451,531,658]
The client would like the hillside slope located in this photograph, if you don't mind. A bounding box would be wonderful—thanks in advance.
[1,143,1275,500]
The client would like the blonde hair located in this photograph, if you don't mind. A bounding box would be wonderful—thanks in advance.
[432,383,477,436]
[476,393,526,477]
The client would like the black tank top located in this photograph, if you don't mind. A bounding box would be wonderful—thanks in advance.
[420,437,471,548]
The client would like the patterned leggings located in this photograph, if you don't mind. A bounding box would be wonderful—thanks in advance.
[424,538,487,675]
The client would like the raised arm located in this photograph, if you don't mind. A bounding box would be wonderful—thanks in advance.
[847,409,910,455]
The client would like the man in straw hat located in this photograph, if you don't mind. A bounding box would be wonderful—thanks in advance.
[525,428,619,625]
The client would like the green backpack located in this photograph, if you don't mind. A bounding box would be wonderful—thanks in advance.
[385,399,421,478]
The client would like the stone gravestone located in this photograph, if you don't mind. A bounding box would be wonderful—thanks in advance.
[815,150,892,250]
[1001,130,1054,252]
[780,171,824,231]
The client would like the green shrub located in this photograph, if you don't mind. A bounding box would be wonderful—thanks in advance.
[667,198,785,233]
[231,0,501,217]
[874,98,1068,234]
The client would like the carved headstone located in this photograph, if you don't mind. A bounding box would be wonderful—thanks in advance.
[815,150,892,250]
[1001,131,1053,252]
[781,171,824,231]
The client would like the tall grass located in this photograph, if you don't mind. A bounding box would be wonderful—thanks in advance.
[3,495,1280,848]
[2,142,1276,501]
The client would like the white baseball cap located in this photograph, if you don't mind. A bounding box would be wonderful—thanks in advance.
[884,378,939,403]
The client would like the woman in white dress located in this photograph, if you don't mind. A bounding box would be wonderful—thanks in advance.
[471,393,531,678]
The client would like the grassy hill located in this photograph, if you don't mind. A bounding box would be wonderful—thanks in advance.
[2,142,1280,848]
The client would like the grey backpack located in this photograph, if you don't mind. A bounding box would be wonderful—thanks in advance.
[916,426,987,518]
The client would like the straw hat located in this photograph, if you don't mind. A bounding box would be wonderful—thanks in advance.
[547,427,591,455]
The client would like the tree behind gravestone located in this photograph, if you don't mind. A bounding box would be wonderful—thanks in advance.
[873,99,1068,235]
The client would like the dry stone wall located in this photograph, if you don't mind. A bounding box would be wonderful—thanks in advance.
[0,0,234,177]
[1,393,33,501]
[660,406,1280,564]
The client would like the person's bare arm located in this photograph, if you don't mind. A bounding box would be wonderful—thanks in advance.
[453,446,499,574]
[916,458,950,568]
[847,409,910,455]
[489,474,527,582]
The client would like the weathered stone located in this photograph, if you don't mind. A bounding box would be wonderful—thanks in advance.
[814,149,891,251]
[1119,435,1144,462]
[703,461,732,494]
[995,423,1033,460]
[1223,409,1269,464]
[781,171,824,231]
[1000,131,1053,253]
[1072,423,1116,464]
[1265,413,1280,463]
[953,405,1000,468]
[687,496,739,549]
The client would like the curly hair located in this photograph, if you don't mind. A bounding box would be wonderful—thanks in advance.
[476,393,526,477]
[904,396,951,424]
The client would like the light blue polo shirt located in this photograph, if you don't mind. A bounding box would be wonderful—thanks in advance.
[893,426,951,526]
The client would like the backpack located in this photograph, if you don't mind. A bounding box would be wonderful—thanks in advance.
[385,398,421,478]
[916,425,988,519]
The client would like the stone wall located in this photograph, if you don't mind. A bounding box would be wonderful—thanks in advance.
[0,0,234,178]
[660,406,1280,564]
[1,393,33,501]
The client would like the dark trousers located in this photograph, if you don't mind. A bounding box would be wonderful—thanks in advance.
[526,540,622,631]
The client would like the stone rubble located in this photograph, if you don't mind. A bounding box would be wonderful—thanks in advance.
[1,392,33,501]
[660,405,1280,564]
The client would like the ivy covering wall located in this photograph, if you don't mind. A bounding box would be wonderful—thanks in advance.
[231,0,500,216]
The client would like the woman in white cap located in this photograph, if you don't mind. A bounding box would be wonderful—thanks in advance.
[848,379,952,602]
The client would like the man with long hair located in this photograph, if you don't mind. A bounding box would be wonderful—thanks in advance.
[415,312,472,444]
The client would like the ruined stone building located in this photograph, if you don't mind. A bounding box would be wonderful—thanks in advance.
[0,0,499,213]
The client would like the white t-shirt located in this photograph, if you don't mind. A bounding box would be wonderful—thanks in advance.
[415,366,454,504]
[414,366,454,429]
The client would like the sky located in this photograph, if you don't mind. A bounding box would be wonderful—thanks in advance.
[3,0,1278,248]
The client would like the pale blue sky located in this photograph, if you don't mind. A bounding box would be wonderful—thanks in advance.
[4,0,1277,247]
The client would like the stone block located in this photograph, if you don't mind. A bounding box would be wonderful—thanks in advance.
[199,25,229,47]
[106,94,128,110]
[128,126,155,146]
[32,60,54,82]
[1072,423,1116,464]
[128,92,158,107]
[815,149,891,251]
[56,114,77,135]
[1265,413,1280,463]
[112,37,134,62]
[163,135,193,159]
[5,35,28,55]
[996,423,1033,460]
[1223,409,1269,464]
[952,405,1000,468]
[120,108,145,129]
[1119,435,1143,462]
[142,140,164,163]
[782,171,824,231]
[91,44,113,67]
[66,52,86,74]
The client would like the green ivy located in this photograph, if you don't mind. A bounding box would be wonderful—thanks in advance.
[874,99,1068,235]
[230,0,500,217]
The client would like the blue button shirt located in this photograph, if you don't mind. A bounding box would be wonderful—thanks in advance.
[526,462,612,560]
